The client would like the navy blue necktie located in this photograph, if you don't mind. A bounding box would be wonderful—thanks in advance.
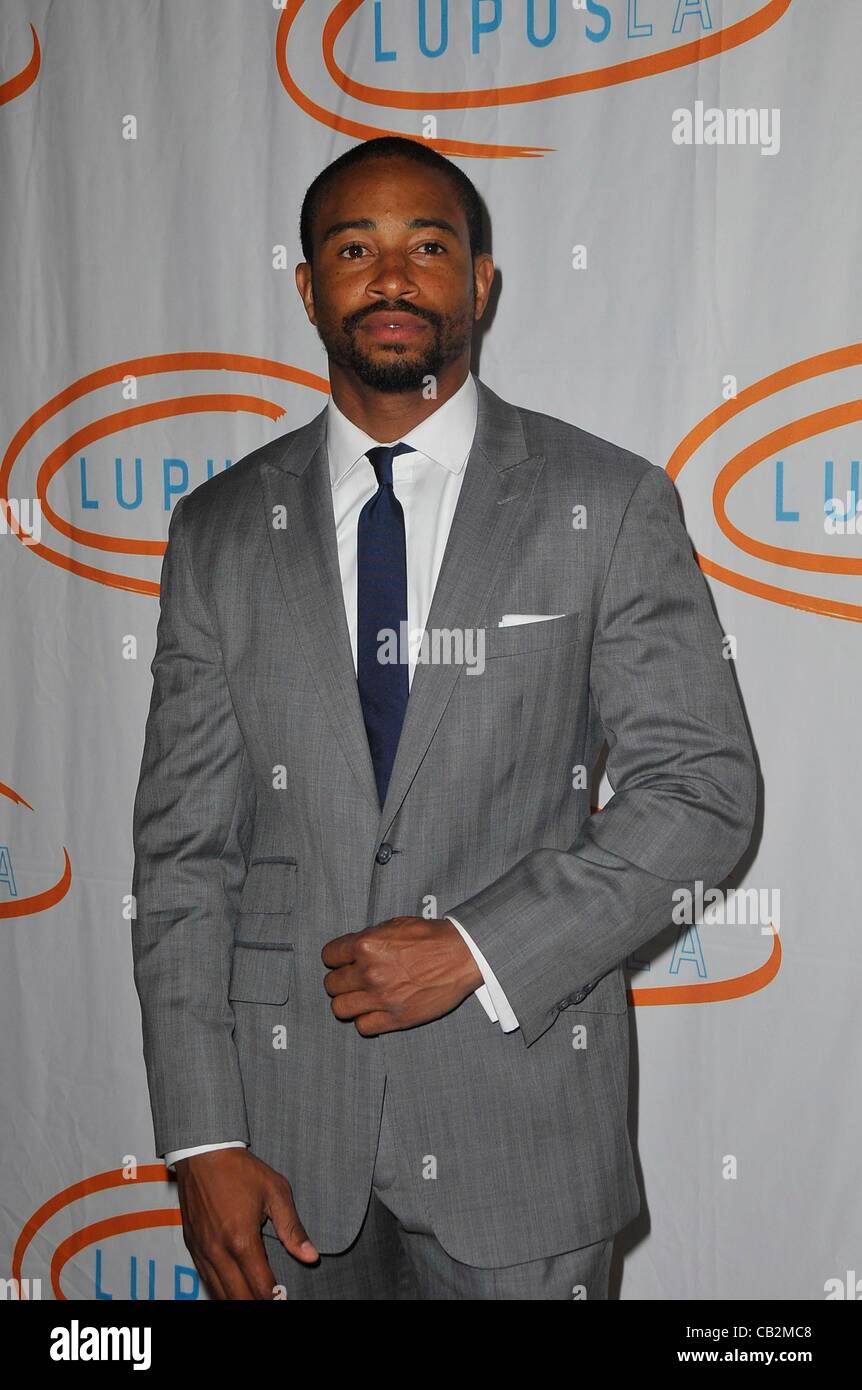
[357,442,416,806]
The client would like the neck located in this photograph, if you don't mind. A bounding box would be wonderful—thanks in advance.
[328,359,470,441]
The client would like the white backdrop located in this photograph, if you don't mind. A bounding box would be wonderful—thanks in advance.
[1,0,860,1300]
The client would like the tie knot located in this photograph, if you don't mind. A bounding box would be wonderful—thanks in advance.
[365,441,415,487]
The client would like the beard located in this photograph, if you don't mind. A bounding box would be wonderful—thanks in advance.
[314,296,473,393]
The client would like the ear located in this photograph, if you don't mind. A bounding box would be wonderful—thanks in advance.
[473,253,495,321]
[295,262,316,324]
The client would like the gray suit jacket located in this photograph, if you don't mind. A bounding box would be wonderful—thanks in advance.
[131,375,756,1267]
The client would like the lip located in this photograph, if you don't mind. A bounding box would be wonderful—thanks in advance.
[360,312,429,342]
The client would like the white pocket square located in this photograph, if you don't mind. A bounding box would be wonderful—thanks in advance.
[498,613,567,627]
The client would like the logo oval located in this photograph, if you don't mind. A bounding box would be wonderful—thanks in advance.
[276,0,794,157]
[1,354,328,593]
[667,344,862,622]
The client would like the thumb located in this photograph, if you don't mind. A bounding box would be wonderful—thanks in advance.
[268,1192,319,1263]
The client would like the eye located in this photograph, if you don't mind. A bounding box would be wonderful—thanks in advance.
[338,242,368,259]
[416,240,446,255]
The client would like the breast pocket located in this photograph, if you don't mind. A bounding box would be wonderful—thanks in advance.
[480,610,580,662]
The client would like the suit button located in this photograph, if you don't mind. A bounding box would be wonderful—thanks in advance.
[375,842,393,865]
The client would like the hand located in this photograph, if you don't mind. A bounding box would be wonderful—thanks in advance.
[321,915,484,1036]
[174,1147,318,1299]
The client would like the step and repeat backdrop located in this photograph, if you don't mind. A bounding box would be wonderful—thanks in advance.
[1,0,859,1300]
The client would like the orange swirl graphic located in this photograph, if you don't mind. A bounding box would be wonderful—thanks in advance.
[0,780,71,919]
[0,23,40,106]
[277,0,794,158]
[1,353,329,594]
[667,343,862,622]
[277,0,550,158]
[629,926,782,1006]
[713,402,862,576]
[36,395,286,556]
[13,1164,178,1300]
[0,780,34,811]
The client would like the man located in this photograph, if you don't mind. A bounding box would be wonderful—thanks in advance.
[131,136,756,1300]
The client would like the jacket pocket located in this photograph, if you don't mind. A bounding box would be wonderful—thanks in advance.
[228,942,294,1004]
[482,610,580,661]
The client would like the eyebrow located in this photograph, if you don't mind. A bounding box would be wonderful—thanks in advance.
[320,217,461,245]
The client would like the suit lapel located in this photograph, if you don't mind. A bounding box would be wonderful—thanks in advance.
[377,381,545,833]
[261,413,381,814]
[262,377,546,831]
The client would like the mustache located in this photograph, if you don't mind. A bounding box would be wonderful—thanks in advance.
[345,302,441,331]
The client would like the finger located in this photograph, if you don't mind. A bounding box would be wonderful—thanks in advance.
[210,1250,259,1300]
[320,932,361,968]
[183,1223,229,1302]
[196,1252,229,1302]
[236,1236,284,1300]
[330,988,379,1020]
[322,964,365,997]
[354,1010,393,1037]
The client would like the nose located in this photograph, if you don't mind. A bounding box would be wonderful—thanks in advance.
[365,247,418,304]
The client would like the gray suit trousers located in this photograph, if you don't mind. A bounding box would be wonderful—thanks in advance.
[261,1079,615,1301]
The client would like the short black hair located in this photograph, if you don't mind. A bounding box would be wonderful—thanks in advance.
[299,136,485,265]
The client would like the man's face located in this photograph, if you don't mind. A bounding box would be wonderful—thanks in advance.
[297,157,490,393]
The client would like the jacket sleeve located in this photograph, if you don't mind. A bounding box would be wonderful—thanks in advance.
[446,462,758,1046]
[131,494,254,1155]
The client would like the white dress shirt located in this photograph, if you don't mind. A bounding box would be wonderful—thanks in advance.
[163,371,518,1169]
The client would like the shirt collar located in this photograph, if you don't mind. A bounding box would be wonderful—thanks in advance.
[325,370,478,488]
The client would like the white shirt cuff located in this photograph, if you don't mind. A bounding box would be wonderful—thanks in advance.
[163,1140,248,1170]
[445,915,520,1032]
